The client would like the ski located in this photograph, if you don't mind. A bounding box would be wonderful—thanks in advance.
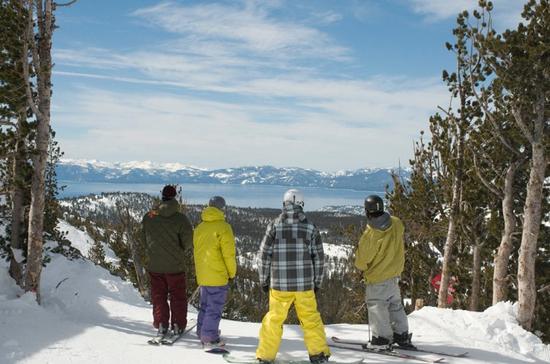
[329,343,445,363]
[223,353,364,364]
[395,345,468,358]
[332,336,468,358]
[160,319,197,345]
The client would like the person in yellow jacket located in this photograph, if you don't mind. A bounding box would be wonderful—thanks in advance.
[193,196,236,349]
[354,195,414,350]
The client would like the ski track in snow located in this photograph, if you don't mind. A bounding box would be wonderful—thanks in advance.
[1,224,549,363]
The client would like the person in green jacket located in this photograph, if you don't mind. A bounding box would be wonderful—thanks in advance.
[193,196,236,349]
[354,195,414,350]
[142,185,193,338]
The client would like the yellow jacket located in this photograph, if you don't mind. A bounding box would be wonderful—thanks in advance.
[354,216,405,284]
[193,207,237,286]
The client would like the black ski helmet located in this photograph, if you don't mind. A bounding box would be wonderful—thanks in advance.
[364,195,384,215]
[209,195,226,210]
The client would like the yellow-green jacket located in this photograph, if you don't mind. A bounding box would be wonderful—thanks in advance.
[193,206,237,286]
[354,216,405,284]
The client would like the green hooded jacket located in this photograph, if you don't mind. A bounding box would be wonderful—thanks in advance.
[142,199,193,274]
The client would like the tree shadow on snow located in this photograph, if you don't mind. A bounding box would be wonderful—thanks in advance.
[0,257,157,363]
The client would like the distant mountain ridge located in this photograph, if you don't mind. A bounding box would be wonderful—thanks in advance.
[57,159,408,191]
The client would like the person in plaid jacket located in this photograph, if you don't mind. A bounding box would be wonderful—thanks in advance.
[256,189,330,364]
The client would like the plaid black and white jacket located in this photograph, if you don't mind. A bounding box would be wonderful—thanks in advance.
[258,205,325,292]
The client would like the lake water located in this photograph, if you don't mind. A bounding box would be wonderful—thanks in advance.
[59,181,380,210]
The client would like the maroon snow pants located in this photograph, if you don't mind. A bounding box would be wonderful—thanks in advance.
[149,271,188,330]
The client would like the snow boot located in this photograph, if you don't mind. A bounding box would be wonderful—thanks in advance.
[309,353,330,363]
[393,331,416,350]
[202,337,226,349]
[157,323,168,337]
[172,323,184,335]
[365,336,391,351]
[256,359,274,364]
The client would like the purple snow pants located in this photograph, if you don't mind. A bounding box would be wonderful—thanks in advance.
[197,285,229,343]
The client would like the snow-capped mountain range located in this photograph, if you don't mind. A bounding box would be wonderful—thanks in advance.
[57,159,409,191]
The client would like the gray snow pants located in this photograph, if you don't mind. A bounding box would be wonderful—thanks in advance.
[365,277,409,340]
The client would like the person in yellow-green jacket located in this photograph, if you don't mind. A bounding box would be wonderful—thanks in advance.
[354,195,414,350]
[193,196,236,349]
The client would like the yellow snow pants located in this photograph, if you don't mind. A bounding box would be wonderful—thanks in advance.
[256,289,330,361]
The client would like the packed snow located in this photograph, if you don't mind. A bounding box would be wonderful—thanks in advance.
[1,223,549,364]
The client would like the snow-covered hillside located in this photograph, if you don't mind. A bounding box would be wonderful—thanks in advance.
[1,230,549,363]
[57,220,119,266]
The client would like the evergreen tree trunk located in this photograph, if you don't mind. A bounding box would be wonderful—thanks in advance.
[492,162,519,304]
[10,112,27,251]
[438,131,464,308]
[517,138,547,330]
[470,242,482,311]
[10,186,25,249]
[23,0,54,303]
[9,127,26,286]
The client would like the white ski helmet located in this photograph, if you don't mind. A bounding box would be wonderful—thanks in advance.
[283,189,304,207]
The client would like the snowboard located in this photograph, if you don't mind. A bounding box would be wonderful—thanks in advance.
[205,346,231,355]
[223,353,364,364]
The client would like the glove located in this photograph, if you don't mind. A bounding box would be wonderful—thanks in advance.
[262,285,269,293]
[314,286,319,294]
[228,277,234,287]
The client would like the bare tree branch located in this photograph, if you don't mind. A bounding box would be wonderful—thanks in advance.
[538,284,550,294]
[471,151,504,198]
[0,120,17,127]
[511,104,535,145]
[467,68,521,156]
[54,0,77,7]
[533,92,545,142]
[437,105,452,117]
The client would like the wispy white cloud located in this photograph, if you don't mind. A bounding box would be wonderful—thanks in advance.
[409,0,525,29]
[132,1,349,61]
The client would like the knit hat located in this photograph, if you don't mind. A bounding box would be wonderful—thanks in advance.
[208,196,226,210]
[162,185,177,201]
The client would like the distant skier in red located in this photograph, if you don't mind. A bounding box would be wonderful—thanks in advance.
[431,273,457,305]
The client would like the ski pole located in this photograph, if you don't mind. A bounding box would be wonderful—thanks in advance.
[365,288,371,343]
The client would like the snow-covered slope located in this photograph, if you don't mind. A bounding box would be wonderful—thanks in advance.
[1,253,549,364]
[57,220,119,265]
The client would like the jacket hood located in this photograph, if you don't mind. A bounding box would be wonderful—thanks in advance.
[367,212,392,231]
[158,199,180,217]
[281,204,307,223]
[201,206,225,222]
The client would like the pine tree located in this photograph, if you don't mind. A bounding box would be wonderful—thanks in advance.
[0,0,33,286]
[461,0,549,330]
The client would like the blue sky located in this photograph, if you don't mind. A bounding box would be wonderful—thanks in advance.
[52,0,525,171]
